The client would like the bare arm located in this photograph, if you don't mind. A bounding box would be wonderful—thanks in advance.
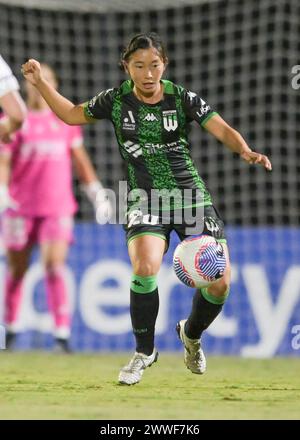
[21,59,91,126]
[72,145,99,184]
[0,91,27,142]
[204,114,272,171]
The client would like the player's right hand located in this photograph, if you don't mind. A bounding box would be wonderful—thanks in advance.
[95,194,113,225]
[0,184,18,213]
[81,181,114,224]
[21,59,42,86]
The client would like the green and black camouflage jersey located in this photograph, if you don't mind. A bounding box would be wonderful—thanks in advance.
[84,79,218,211]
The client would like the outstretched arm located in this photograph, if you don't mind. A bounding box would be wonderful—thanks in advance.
[21,59,90,126]
[204,114,272,171]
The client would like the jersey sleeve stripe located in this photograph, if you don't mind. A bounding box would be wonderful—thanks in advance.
[83,102,97,121]
[200,111,218,127]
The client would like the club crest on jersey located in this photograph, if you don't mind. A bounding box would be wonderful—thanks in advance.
[162,110,178,132]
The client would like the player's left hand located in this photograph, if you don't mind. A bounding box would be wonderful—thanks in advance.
[240,151,272,171]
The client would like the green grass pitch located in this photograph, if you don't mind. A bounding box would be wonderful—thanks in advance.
[0,353,299,420]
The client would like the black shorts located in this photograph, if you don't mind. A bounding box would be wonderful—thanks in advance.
[124,204,226,250]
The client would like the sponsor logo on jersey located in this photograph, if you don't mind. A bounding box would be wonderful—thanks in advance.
[123,111,136,131]
[145,140,182,154]
[143,113,158,122]
[196,98,210,119]
[123,140,183,158]
[162,110,178,131]
[123,140,142,158]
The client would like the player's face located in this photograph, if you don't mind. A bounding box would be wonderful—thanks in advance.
[125,47,166,96]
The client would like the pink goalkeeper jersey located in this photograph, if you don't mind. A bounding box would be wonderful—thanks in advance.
[1,109,83,216]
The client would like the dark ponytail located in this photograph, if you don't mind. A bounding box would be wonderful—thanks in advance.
[120,32,168,69]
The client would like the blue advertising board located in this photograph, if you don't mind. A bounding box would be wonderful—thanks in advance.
[1,224,300,356]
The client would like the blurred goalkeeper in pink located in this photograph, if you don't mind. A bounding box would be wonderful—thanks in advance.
[0,64,111,352]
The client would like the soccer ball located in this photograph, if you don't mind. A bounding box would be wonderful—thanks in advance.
[173,234,227,288]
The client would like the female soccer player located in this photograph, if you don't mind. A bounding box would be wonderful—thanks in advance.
[0,64,111,352]
[21,33,271,380]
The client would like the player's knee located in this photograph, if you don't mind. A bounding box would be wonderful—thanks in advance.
[9,265,27,280]
[132,259,160,277]
[208,279,230,297]
[7,260,28,279]
[44,263,64,278]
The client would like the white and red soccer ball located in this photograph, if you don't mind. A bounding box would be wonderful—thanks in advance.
[173,234,227,288]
